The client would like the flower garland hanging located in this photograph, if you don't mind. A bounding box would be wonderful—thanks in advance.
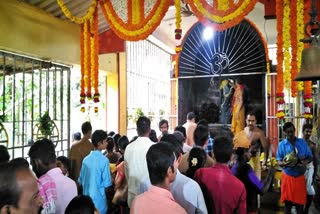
[174,0,182,78]
[290,0,298,97]
[296,0,305,92]
[276,0,284,118]
[100,0,171,41]
[91,7,100,105]
[283,0,291,90]
[304,81,313,119]
[186,0,258,31]
[57,0,97,24]
[244,18,271,95]
[86,19,92,99]
[276,93,285,119]
[80,23,85,104]
[303,0,312,119]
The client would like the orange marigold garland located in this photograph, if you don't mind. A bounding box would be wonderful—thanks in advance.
[304,81,313,119]
[174,0,182,78]
[92,6,100,104]
[80,23,86,105]
[100,0,171,41]
[290,0,298,97]
[297,0,304,91]
[283,0,291,90]
[186,0,258,31]
[302,0,312,119]
[276,0,285,118]
[86,19,92,100]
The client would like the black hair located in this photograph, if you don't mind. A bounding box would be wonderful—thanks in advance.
[197,119,208,126]
[81,122,92,135]
[149,129,158,142]
[106,137,114,152]
[186,147,207,179]
[136,116,151,136]
[10,158,29,169]
[146,143,175,185]
[246,111,257,118]
[65,195,96,214]
[194,125,209,147]
[91,130,108,148]
[57,156,71,174]
[28,139,56,166]
[118,136,129,151]
[213,135,233,163]
[283,122,295,132]
[303,123,313,132]
[112,134,121,151]
[108,131,115,137]
[159,119,169,128]
[187,112,196,120]
[174,125,186,138]
[0,145,10,163]
[160,136,183,157]
[0,163,20,209]
[73,132,81,141]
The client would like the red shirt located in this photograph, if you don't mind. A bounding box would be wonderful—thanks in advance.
[194,164,247,214]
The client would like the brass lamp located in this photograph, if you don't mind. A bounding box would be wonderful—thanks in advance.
[295,0,320,81]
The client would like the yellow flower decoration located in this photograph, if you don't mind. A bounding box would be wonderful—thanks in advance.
[57,0,97,24]
[297,0,304,91]
[187,0,258,31]
[283,0,291,90]
[191,158,198,167]
[100,0,171,41]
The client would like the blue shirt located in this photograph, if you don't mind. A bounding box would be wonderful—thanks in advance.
[276,138,313,177]
[170,170,208,214]
[79,150,112,214]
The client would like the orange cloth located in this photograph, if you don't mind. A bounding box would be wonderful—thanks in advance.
[280,172,306,205]
[233,130,251,149]
[231,86,245,134]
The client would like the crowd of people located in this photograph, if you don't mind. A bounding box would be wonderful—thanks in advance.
[0,110,318,214]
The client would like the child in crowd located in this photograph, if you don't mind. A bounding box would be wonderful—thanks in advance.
[78,130,112,214]
[105,137,121,164]
[57,156,71,176]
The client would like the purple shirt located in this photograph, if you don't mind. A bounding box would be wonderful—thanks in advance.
[231,163,264,190]
[194,164,247,214]
[46,168,77,214]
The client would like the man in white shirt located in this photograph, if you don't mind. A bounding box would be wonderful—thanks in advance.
[124,116,155,207]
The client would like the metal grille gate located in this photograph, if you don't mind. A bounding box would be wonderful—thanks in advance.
[0,51,71,159]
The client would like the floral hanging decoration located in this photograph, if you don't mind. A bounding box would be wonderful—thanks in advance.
[58,0,100,112]
[100,0,171,41]
[186,0,258,31]
[276,0,284,118]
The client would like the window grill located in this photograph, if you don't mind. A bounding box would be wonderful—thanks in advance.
[0,51,71,159]
[126,40,171,132]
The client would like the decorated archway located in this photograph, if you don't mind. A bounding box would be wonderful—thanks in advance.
[177,19,269,128]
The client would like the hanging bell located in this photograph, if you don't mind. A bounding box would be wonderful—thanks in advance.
[295,38,320,81]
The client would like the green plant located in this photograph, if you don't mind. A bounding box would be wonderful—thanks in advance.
[134,108,145,123]
[38,111,54,136]
[159,109,165,120]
